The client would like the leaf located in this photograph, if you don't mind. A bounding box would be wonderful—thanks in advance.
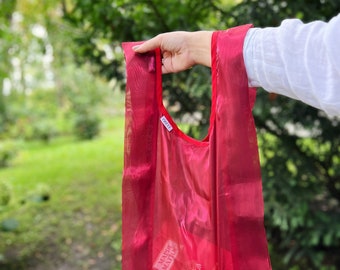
[323,232,333,247]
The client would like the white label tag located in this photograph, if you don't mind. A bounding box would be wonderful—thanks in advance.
[160,116,173,132]
[153,240,178,270]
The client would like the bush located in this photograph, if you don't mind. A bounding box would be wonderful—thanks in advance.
[0,141,18,168]
[73,112,100,140]
[32,120,57,143]
[0,181,11,207]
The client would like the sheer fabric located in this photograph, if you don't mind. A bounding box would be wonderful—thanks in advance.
[122,25,271,270]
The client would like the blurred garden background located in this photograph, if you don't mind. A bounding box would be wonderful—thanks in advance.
[0,0,339,269]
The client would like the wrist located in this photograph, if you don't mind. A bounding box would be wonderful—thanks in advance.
[190,31,213,67]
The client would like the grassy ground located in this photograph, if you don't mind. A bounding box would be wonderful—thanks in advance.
[0,116,124,270]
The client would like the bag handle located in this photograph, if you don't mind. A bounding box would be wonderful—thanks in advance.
[154,43,217,144]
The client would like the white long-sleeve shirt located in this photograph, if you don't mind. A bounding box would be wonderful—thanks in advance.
[243,14,340,116]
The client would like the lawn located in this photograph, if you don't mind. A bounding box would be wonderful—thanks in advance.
[0,116,124,270]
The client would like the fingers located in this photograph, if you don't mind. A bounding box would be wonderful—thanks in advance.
[132,32,194,74]
[133,35,162,53]
[161,57,173,74]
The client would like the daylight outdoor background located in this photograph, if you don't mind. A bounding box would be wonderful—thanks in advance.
[0,0,339,269]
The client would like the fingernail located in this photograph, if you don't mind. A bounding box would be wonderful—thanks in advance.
[132,45,140,51]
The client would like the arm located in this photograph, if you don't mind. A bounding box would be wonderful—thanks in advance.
[244,14,340,116]
[134,14,340,116]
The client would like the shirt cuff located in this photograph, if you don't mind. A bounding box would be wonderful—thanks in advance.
[243,28,261,88]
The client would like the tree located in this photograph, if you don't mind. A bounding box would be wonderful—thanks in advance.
[63,1,340,268]
[0,0,109,141]
[0,0,17,135]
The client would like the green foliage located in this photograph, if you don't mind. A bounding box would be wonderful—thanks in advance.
[0,181,11,207]
[0,180,18,235]
[0,117,124,269]
[22,184,51,204]
[0,0,108,144]
[162,65,213,139]
[3,63,108,142]
[64,0,222,138]
[228,0,340,25]
[6,89,59,142]
[0,1,120,267]
[31,120,57,143]
[0,141,18,168]
[63,0,218,81]
[0,0,18,132]
[56,63,107,140]
[73,112,100,140]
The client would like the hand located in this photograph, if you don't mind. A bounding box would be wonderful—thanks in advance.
[133,31,213,74]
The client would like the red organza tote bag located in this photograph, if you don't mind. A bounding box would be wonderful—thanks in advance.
[122,25,271,270]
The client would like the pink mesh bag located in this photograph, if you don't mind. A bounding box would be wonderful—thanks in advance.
[122,25,272,270]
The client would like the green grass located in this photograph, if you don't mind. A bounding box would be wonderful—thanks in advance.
[0,116,124,270]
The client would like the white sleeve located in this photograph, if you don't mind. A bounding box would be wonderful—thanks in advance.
[243,14,340,116]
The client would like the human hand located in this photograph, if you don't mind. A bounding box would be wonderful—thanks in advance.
[133,31,213,74]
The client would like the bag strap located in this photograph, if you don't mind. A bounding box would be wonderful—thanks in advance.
[212,25,272,269]
[122,42,159,269]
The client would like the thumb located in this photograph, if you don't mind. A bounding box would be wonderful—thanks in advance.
[133,35,162,53]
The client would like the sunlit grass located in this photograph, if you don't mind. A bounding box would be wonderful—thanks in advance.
[0,116,125,269]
